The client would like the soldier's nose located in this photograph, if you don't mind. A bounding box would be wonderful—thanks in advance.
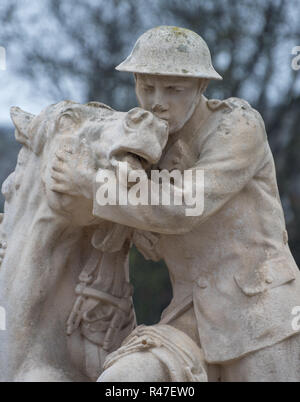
[152,103,169,114]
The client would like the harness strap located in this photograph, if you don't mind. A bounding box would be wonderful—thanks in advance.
[75,284,132,313]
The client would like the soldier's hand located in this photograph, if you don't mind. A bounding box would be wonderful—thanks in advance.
[50,139,96,199]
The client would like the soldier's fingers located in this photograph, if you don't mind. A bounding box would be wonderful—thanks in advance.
[50,170,66,183]
[50,184,66,194]
[55,150,69,162]
[52,162,64,173]
[50,184,77,196]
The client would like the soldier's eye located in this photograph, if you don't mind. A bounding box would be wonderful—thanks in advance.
[166,86,184,92]
[143,86,154,92]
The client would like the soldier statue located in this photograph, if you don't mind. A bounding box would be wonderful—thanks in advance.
[50,26,300,382]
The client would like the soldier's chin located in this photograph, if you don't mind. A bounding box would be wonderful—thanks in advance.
[169,121,184,134]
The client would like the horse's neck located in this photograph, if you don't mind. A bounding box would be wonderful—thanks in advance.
[0,154,89,379]
[1,147,80,259]
[2,196,83,300]
[0,151,84,326]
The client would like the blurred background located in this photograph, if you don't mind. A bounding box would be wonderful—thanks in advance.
[0,0,299,324]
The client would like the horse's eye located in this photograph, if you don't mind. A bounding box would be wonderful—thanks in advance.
[58,113,77,131]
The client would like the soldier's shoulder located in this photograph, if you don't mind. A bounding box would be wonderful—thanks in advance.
[207,97,267,138]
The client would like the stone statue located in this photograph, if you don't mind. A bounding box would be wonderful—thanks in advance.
[1,25,300,382]
[49,26,300,382]
[0,101,169,381]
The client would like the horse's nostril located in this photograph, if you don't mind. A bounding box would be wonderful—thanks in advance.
[127,108,151,125]
[131,115,141,124]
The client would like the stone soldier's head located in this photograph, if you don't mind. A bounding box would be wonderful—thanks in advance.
[116,26,222,134]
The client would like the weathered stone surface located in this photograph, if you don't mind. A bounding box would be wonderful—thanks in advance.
[2,25,300,383]
[0,101,168,381]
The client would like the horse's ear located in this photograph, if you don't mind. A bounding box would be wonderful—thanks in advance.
[10,106,35,147]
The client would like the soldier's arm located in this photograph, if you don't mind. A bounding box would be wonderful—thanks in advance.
[93,106,268,234]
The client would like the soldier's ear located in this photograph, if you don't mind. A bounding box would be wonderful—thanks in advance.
[199,79,209,94]
[10,106,35,147]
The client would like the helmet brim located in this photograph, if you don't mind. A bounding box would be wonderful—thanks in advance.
[115,64,223,81]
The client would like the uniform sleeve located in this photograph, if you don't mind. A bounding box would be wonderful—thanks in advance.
[92,106,268,234]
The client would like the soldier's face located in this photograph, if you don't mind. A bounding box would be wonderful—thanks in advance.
[135,74,201,134]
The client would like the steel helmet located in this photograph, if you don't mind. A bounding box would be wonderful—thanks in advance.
[116,26,222,80]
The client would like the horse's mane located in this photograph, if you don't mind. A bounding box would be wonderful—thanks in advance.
[85,101,115,112]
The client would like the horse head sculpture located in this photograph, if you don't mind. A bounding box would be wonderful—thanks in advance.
[0,101,168,381]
